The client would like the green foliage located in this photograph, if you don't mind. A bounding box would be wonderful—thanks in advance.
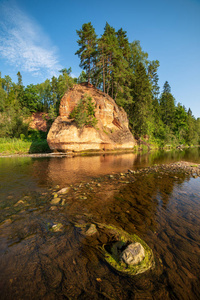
[25,129,48,141]
[75,22,98,83]
[28,140,50,153]
[129,62,153,137]
[159,81,176,130]
[0,108,29,138]
[21,84,40,112]
[70,94,97,128]
[0,138,32,155]
[77,71,87,84]
[0,23,199,150]
[74,22,199,147]
[0,137,50,155]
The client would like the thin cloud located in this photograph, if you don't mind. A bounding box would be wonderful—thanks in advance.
[0,1,62,78]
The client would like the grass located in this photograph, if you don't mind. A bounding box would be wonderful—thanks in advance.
[0,137,51,155]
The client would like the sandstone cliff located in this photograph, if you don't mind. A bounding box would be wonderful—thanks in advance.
[47,83,135,152]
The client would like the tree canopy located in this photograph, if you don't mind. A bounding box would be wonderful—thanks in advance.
[0,22,199,147]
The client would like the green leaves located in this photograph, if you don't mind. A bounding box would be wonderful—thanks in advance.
[70,94,97,129]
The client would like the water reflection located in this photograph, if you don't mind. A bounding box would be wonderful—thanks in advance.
[31,153,138,186]
[31,147,200,187]
[0,164,200,299]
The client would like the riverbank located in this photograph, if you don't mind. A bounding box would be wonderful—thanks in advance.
[0,137,198,158]
[0,137,50,156]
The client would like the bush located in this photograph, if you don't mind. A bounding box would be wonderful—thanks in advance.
[28,140,51,153]
[26,129,48,141]
[0,113,29,138]
[70,94,97,128]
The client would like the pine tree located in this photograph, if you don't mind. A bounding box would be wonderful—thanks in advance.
[15,71,24,107]
[100,23,118,95]
[116,28,131,60]
[75,22,97,84]
[148,60,160,100]
[159,81,176,130]
[130,62,153,137]
[129,41,149,73]
[98,24,132,102]
[114,28,132,103]
[186,108,198,145]
[174,103,188,143]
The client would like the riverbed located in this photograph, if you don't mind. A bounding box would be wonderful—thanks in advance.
[0,148,200,299]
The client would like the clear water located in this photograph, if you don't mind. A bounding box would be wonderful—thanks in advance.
[0,148,200,299]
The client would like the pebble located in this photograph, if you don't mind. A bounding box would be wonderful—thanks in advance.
[50,198,61,205]
[51,223,63,232]
[57,187,70,194]
[14,200,25,206]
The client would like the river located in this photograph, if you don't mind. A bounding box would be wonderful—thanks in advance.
[0,148,200,299]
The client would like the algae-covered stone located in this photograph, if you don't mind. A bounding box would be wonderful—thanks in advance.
[121,242,145,265]
[85,224,97,236]
[98,223,155,276]
[50,223,63,232]
[75,223,98,236]
[50,198,61,205]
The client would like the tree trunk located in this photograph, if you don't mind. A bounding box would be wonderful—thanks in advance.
[103,57,105,93]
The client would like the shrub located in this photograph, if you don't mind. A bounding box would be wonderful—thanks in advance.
[70,94,97,128]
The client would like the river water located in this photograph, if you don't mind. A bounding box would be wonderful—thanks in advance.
[0,148,200,299]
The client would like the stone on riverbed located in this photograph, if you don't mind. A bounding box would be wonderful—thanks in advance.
[98,223,155,276]
[50,197,61,205]
[57,187,70,194]
[75,223,98,236]
[50,223,63,232]
[121,242,145,265]
[85,224,97,236]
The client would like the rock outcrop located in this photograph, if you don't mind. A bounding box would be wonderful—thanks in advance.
[29,112,49,132]
[47,83,135,152]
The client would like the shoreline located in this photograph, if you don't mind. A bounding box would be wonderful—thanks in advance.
[0,145,199,159]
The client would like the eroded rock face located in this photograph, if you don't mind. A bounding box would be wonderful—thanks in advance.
[47,83,135,152]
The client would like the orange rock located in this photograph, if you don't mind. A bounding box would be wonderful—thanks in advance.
[29,112,49,132]
[47,83,135,153]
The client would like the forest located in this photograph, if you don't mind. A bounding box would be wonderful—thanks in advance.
[0,22,200,149]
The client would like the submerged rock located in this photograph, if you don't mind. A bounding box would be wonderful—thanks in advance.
[58,187,70,194]
[85,224,97,236]
[121,242,145,265]
[75,223,98,236]
[98,223,155,276]
[14,200,25,206]
[50,198,61,205]
[50,223,63,232]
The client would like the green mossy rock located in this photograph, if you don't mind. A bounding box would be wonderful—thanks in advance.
[74,222,154,276]
[98,223,155,276]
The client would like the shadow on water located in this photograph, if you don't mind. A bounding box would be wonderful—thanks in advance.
[0,155,200,299]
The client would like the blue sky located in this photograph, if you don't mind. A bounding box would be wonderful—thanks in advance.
[0,0,200,118]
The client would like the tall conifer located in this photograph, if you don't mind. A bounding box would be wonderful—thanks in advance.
[75,22,97,84]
